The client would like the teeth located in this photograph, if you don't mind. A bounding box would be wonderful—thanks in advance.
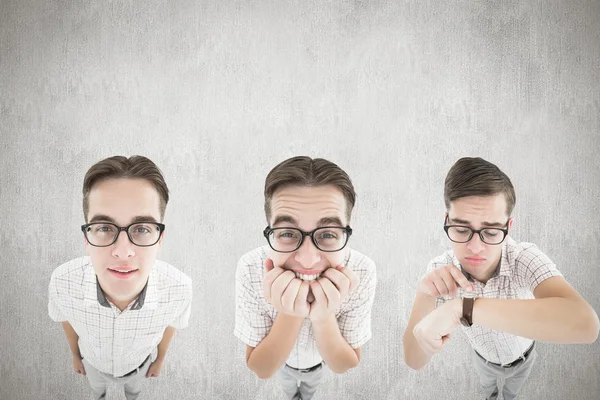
[295,272,321,281]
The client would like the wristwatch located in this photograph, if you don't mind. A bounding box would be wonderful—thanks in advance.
[460,290,477,327]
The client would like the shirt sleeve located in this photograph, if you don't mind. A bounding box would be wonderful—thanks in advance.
[517,245,563,292]
[233,257,273,348]
[48,272,66,322]
[337,258,377,349]
[169,283,192,329]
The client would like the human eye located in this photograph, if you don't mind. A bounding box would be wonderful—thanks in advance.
[454,227,471,234]
[131,224,153,235]
[94,224,115,233]
[317,230,339,240]
[276,229,299,240]
[483,229,500,238]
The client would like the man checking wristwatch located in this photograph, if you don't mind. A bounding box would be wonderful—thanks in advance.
[403,157,599,400]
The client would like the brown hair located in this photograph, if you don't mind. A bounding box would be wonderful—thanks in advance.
[264,156,356,222]
[444,157,516,215]
[82,155,169,222]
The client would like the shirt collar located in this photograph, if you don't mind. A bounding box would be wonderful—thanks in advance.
[497,238,513,278]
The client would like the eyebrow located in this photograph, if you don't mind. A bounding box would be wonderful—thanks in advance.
[271,215,298,227]
[89,215,159,224]
[271,215,345,228]
[317,217,344,227]
[449,218,505,228]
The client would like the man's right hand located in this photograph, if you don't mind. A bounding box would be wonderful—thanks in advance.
[72,356,86,376]
[418,264,474,297]
[263,258,310,318]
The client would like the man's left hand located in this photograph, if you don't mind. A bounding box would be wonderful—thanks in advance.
[412,298,463,356]
[309,266,359,323]
[145,359,164,378]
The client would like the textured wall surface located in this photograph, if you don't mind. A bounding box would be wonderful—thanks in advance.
[1,0,599,399]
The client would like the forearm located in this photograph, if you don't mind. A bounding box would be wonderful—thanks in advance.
[403,293,436,370]
[61,321,82,359]
[312,313,359,373]
[472,297,599,343]
[156,326,177,362]
[247,313,305,379]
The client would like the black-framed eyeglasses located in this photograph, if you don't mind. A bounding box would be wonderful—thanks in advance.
[443,216,509,245]
[263,226,353,253]
[81,222,165,247]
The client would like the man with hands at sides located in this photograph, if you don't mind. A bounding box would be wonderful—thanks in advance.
[235,156,377,400]
[404,157,599,400]
[48,156,192,400]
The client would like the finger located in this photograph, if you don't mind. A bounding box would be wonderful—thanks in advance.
[439,268,458,296]
[307,286,315,303]
[280,278,302,311]
[263,264,287,302]
[323,268,351,299]
[310,280,327,306]
[295,281,310,314]
[415,336,438,357]
[430,274,448,296]
[448,266,474,291]
[264,258,274,273]
[317,278,341,310]
[336,265,359,293]
[419,279,438,296]
[270,270,296,310]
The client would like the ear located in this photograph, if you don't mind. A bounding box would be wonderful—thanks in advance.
[84,236,90,256]
[157,231,165,247]
[508,218,514,229]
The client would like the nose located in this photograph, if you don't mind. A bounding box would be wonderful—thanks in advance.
[466,232,485,254]
[294,235,321,268]
[111,230,135,259]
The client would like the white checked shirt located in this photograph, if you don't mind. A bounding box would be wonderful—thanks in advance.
[48,256,192,377]
[429,237,563,365]
[234,246,377,369]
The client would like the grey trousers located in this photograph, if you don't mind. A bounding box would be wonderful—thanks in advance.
[81,356,152,400]
[275,363,324,400]
[471,346,538,400]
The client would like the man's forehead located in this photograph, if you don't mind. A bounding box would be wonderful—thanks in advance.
[448,195,509,224]
[272,186,346,209]
[270,185,347,224]
[87,178,161,222]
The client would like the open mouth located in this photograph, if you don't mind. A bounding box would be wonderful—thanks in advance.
[295,272,321,281]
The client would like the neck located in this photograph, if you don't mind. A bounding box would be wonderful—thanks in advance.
[474,257,502,285]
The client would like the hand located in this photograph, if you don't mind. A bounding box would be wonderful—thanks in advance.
[418,264,474,297]
[413,298,462,356]
[72,356,86,376]
[309,266,360,323]
[263,258,310,318]
[145,358,163,378]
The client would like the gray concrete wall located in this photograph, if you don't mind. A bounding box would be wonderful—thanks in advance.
[1,0,599,399]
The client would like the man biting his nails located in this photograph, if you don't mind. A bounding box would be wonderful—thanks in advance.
[234,156,377,400]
